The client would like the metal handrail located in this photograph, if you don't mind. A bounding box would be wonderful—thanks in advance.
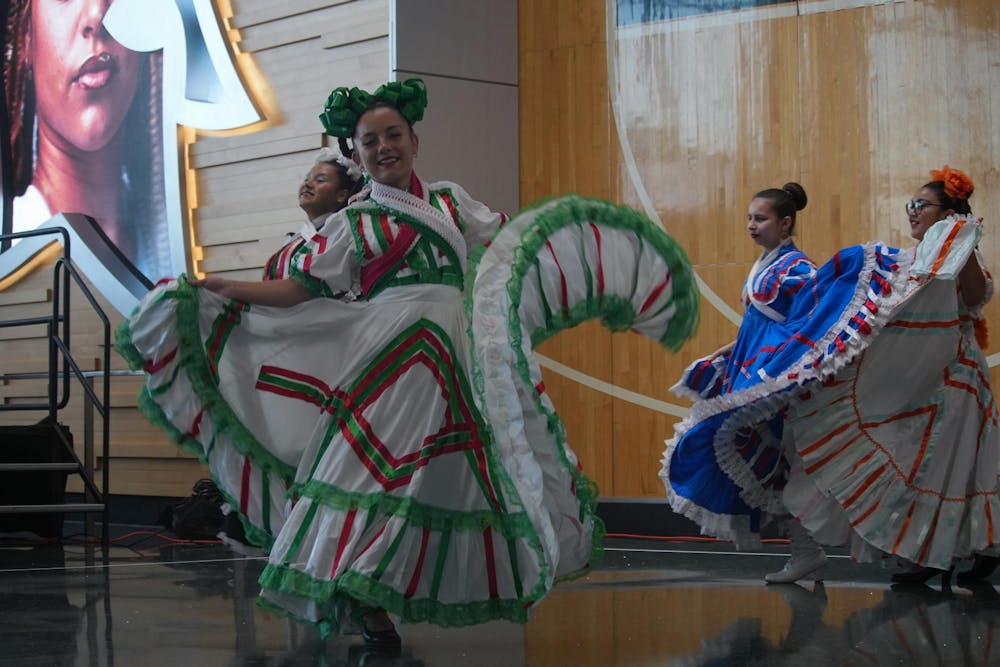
[0,227,72,413]
[54,256,111,537]
[0,227,110,545]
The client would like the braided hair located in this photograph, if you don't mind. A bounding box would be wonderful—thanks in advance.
[4,1,168,276]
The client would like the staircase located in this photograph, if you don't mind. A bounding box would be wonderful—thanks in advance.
[0,226,110,546]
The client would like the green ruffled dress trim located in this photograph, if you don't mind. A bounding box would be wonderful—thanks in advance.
[258,562,543,634]
[115,279,297,481]
[464,195,699,579]
[257,482,551,630]
[114,279,297,548]
[290,479,538,538]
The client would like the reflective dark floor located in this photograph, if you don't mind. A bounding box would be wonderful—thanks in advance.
[2,528,998,666]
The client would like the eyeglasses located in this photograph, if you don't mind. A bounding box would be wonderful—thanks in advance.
[905,199,944,215]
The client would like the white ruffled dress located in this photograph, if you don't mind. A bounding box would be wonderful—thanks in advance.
[116,177,700,634]
[783,218,999,570]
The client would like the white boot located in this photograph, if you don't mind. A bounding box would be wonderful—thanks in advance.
[765,520,828,584]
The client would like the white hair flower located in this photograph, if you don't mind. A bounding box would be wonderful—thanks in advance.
[314,147,364,184]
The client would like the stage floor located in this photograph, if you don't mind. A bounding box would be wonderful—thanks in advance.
[1,531,995,666]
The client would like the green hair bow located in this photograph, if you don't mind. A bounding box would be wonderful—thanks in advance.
[319,78,428,138]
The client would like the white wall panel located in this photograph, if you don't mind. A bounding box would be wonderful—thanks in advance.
[392,1,519,214]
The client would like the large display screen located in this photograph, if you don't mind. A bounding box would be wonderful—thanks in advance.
[1,0,260,314]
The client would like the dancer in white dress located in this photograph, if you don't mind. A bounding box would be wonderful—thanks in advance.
[116,78,701,645]
[782,165,1000,585]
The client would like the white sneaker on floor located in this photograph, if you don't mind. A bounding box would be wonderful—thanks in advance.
[765,550,828,584]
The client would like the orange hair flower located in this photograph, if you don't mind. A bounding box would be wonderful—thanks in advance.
[930,165,975,200]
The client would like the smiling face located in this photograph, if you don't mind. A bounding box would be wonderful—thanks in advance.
[906,186,953,241]
[746,197,792,252]
[298,162,347,220]
[28,0,141,154]
[352,105,418,191]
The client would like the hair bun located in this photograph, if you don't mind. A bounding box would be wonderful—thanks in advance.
[781,182,808,211]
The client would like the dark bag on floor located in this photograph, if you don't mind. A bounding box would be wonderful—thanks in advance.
[170,479,224,540]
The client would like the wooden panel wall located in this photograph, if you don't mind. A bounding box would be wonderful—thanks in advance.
[519,0,623,495]
[520,0,1000,498]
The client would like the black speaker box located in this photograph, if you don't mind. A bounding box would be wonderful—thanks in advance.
[0,420,74,538]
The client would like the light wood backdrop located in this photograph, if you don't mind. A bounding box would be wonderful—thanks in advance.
[523,0,1000,499]
[1,0,998,503]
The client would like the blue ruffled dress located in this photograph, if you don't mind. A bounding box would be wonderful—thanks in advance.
[661,237,905,545]
[662,240,814,541]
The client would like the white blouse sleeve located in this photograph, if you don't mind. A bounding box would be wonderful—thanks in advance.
[288,210,360,298]
[438,181,508,252]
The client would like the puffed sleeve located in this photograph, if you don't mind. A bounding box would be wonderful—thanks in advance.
[777,254,817,295]
[751,251,816,309]
[287,210,360,299]
[437,181,509,251]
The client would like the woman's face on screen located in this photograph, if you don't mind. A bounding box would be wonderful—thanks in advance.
[28,0,141,154]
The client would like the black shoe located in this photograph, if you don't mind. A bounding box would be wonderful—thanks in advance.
[362,624,401,650]
[887,583,952,607]
[891,566,952,587]
[957,555,1000,586]
[347,644,406,664]
[962,581,1000,602]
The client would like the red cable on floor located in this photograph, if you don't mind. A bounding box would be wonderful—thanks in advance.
[606,532,790,545]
